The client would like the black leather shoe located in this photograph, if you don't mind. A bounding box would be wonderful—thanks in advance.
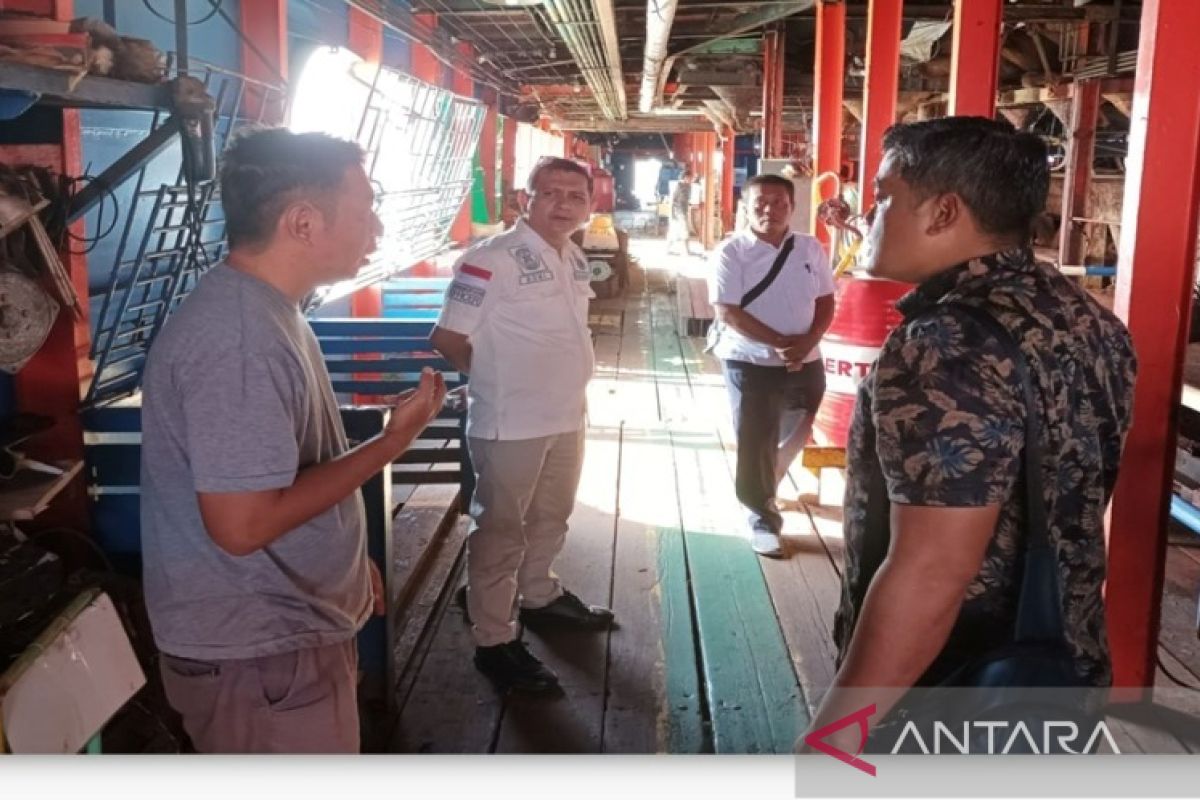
[519,590,615,630]
[474,640,560,693]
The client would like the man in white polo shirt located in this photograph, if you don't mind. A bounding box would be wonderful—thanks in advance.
[431,157,614,693]
[708,174,836,558]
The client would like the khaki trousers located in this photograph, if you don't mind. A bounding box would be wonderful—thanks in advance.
[465,429,586,647]
[159,638,359,753]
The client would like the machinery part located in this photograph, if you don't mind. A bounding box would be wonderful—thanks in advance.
[0,270,58,374]
[589,260,613,282]
[171,76,216,185]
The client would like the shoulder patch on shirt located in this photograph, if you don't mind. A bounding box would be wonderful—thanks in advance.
[510,245,555,286]
[459,263,493,282]
[447,280,486,307]
[572,254,591,281]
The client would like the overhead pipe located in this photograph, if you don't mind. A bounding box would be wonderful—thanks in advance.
[649,0,816,112]
[640,0,679,113]
[539,0,626,120]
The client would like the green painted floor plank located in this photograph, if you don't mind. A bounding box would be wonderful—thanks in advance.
[646,285,807,754]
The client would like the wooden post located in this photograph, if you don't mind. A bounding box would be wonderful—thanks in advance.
[811,0,845,247]
[948,0,1002,118]
[1108,0,1200,689]
[859,0,901,210]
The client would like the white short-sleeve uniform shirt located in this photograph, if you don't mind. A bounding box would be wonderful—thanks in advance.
[436,219,596,441]
[707,229,836,366]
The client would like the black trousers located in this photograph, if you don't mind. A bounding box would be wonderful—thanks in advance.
[721,359,826,533]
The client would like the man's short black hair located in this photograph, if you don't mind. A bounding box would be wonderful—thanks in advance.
[745,174,795,204]
[881,116,1049,243]
[219,127,365,249]
[526,156,594,194]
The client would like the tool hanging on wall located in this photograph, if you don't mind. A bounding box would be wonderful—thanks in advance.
[172,76,216,186]
[0,169,81,318]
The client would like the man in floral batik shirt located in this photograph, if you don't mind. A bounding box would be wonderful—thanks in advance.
[799,117,1136,749]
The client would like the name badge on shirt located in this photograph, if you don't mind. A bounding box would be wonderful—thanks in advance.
[572,254,591,282]
[511,245,555,286]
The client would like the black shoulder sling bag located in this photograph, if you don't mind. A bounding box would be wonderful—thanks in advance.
[867,303,1101,754]
[704,235,794,353]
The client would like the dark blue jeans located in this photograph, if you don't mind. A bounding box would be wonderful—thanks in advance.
[721,359,826,534]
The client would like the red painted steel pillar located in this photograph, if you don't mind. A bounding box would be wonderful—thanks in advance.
[410,13,440,84]
[1058,80,1100,269]
[762,27,783,159]
[811,0,845,247]
[11,0,90,527]
[948,0,1002,118]
[238,0,287,122]
[450,41,475,244]
[721,126,735,235]
[347,5,384,319]
[700,131,717,249]
[479,90,498,222]
[408,13,440,276]
[858,0,901,211]
[1108,0,1200,690]
[501,114,517,198]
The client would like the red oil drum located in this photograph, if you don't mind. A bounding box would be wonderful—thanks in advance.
[813,276,911,448]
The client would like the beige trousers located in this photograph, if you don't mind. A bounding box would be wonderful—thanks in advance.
[159,638,359,753]
[465,429,586,647]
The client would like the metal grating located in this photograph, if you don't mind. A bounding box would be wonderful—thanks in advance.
[309,63,486,307]
[85,61,285,407]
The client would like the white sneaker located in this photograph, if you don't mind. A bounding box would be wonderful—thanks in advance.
[750,531,784,558]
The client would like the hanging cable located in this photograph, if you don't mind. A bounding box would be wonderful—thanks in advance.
[140,0,224,27]
[63,172,121,256]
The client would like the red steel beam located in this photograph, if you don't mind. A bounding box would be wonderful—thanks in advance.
[450,41,475,244]
[1057,79,1100,270]
[858,0,902,211]
[238,0,287,122]
[1108,0,1200,690]
[12,0,90,528]
[811,0,845,246]
[348,4,383,63]
[501,113,517,199]
[699,131,717,249]
[347,5,384,321]
[410,12,440,84]
[721,127,735,234]
[948,0,1002,118]
[762,27,781,159]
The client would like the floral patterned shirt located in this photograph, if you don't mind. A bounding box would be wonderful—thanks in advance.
[833,248,1137,687]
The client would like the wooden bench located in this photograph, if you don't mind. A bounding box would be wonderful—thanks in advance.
[82,317,471,726]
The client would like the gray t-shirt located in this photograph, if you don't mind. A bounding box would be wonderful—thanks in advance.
[140,263,370,660]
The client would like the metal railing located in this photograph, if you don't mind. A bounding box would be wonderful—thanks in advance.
[85,60,285,406]
[308,63,486,307]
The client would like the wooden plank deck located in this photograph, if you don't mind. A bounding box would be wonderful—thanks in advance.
[385,255,1200,755]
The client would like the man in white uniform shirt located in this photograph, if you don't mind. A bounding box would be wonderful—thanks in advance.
[708,175,836,558]
[431,158,614,693]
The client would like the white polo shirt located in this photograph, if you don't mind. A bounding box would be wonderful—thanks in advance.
[707,228,835,366]
[437,219,595,441]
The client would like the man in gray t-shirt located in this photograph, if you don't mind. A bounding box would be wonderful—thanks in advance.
[140,129,445,753]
